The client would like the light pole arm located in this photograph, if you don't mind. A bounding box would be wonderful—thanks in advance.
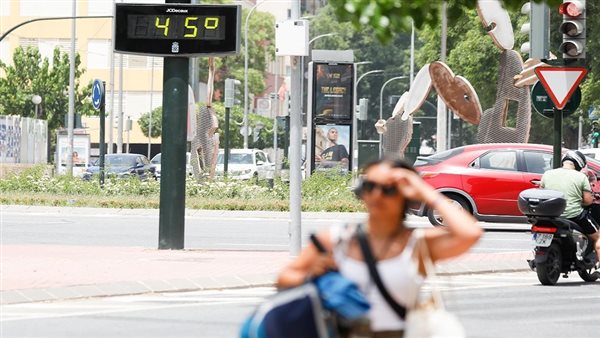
[379,76,407,121]
[0,16,111,42]
[356,70,384,88]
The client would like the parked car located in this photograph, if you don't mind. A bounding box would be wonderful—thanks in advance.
[578,147,600,160]
[410,143,600,226]
[215,149,275,180]
[150,152,193,179]
[83,153,156,180]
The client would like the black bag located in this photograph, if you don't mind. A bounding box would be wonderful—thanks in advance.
[240,234,370,338]
[240,283,335,338]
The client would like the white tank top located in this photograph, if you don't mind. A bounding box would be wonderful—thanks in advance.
[331,225,424,332]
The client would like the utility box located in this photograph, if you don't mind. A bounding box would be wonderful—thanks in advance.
[275,20,309,56]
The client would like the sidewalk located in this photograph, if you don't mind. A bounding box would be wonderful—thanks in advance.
[0,207,533,305]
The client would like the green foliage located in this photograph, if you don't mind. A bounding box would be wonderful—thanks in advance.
[138,106,163,138]
[328,0,562,44]
[210,101,274,149]
[309,5,413,141]
[0,165,364,212]
[0,46,94,132]
[197,8,276,103]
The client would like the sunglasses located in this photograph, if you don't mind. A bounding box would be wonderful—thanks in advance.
[361,180,399,196]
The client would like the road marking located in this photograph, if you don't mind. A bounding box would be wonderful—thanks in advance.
[0,288,274,322]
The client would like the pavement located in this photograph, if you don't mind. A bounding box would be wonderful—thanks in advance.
[0,205,533,305]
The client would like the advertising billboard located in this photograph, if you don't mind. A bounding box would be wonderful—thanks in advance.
[313,124,350,172]
[312,63,354,122]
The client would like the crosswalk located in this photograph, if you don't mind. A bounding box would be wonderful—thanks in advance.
[4,271,587,323]
[0,287,275,322]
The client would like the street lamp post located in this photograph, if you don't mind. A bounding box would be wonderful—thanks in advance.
[31,95,42,119]
[379,76,407,157]
[243,0,266,149]
[353,67,383,175]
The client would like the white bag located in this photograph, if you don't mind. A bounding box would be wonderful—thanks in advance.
[404,230,466,338]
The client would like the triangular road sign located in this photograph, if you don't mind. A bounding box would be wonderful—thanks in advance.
[534,67,587,110]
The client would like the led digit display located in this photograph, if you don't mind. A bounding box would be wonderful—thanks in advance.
[126,15,226,40]
[114,4,240,56]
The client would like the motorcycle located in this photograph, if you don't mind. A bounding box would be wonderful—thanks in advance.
[518,188,599,285]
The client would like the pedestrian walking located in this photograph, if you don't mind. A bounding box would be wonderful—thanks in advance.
[277,158,483,337]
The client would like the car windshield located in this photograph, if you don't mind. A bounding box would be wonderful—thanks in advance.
[106,156,136,167]
[217,153,253,164]
[151,154,161,164]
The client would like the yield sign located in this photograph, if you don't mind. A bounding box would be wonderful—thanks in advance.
[534,67,587,110]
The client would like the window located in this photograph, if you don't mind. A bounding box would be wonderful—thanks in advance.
[479,151,517,171]
[524,151,552,174]
[256,152,267,164]
[20,0,73,16]
[87,40,110,69]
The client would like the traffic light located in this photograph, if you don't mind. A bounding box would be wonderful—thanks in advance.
[558,1,586,60]
[224,78,241,108]
[520,1,550,59]
[357,98,368,121]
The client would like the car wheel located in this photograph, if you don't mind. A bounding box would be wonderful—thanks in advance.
[426,194,471,226]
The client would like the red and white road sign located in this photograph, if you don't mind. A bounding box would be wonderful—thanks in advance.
[534,67,587,110]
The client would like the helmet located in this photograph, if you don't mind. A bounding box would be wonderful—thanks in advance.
[561,150,587,171]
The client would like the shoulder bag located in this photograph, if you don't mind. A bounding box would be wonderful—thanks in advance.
[240,234,370,338]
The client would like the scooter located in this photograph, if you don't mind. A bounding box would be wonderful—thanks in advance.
[518,188,599,285]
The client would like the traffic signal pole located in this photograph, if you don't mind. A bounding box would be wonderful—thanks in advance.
[553,109,563,169]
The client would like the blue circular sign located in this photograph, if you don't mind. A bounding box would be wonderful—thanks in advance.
[92,79,104,110]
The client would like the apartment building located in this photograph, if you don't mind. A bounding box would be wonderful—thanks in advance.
[1,0,294,152]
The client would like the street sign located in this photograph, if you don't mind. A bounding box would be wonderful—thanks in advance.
[534,67,587,110]
[91,79,104,110]
[531,81,580,118]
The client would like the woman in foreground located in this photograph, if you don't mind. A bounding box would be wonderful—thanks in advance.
[277,158,483,337]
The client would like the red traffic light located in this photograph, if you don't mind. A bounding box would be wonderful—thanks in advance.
[559,1,584,17]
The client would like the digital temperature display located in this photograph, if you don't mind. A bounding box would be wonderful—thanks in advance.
[114,4,240,56]
[127,15,226,40]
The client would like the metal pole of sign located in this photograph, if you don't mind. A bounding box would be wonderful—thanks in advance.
[99,81,106,187]
[224,107,231,176]
[553,108,563,169]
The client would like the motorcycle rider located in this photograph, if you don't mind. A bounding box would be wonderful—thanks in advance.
[540,150,600,274]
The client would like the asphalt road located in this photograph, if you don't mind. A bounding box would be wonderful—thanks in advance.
[1,207,532,253]
[2,272,598,338]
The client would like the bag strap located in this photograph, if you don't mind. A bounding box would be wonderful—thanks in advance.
[414,229,445,309]
[356,224,407,320]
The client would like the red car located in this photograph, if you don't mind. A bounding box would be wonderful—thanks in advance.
[411,143,600,226]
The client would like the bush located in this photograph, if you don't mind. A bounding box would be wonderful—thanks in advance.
[0,166,364,212]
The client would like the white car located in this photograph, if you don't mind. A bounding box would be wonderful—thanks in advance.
[579,148,600,160]
[150,152,193,179]
[216,149,275,180]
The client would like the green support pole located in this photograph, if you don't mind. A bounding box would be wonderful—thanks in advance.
[158,56,189,249]
[553,108,563,169]
[224,107,230,175]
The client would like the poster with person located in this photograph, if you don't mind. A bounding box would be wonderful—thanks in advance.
[314,124,350,171]
[313,63,354,121]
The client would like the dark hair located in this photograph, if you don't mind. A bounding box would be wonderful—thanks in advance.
[354,157,418,220]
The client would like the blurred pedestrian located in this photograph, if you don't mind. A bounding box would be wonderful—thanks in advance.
[277,158,482,337]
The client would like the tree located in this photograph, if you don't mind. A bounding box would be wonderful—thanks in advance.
[308,5,413,141]
[196,9,276,102]
[0,46,94,131]
[138,106,162,138]
[328,0,562,44]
